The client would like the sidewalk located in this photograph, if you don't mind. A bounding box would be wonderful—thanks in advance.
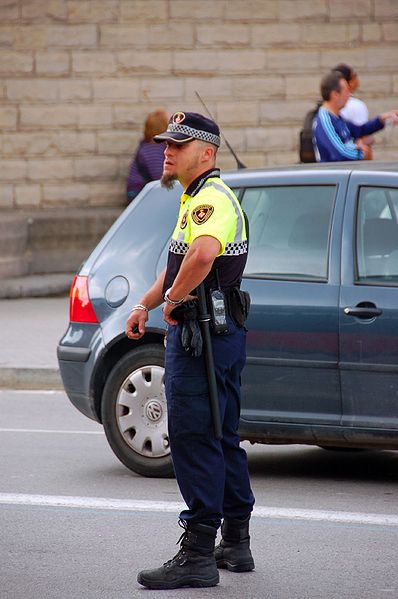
[0,296,70,389]
[0,273,73,299]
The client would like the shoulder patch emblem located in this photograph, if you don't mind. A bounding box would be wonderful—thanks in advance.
[180,210,188,229]
[192,204,214,225]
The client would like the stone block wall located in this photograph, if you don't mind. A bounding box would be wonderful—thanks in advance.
[0,0,397,209]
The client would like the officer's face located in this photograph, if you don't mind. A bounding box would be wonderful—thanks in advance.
[163,140,206,184]
[164,140,199,173]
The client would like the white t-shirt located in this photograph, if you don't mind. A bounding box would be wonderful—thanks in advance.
[340,96,369,125]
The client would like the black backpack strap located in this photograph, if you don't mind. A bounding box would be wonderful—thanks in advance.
[299,102,321,163]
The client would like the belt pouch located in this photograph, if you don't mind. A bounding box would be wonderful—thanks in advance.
[229,288,251,327]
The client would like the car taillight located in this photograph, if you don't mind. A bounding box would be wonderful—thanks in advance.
[70,275,98,323]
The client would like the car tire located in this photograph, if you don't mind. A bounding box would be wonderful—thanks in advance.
[101,344,174,478]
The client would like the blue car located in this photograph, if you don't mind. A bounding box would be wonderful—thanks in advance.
[58,162,398,477]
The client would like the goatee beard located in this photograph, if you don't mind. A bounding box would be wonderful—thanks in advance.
[161,173,177,190]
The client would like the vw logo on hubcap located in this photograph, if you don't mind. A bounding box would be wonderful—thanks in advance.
[145,400,163,422]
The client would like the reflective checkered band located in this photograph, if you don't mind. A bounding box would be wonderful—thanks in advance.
[169,239,189,255]
[167,123,220,147]
[224,240,248,256]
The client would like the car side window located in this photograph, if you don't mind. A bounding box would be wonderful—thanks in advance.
[231,187,244,202]
[241,185,336,281]
[356,186,398,286]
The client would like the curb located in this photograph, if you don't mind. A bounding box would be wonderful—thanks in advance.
[0,367,63,390]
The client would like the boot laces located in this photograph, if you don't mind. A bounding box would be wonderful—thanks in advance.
[175,518,188,545]
[163,520,189,568]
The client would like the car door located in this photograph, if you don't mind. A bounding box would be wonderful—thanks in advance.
[339,171,398,432]
[240,171,348,426]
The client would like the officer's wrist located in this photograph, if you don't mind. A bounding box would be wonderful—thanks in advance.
[132,304,149,312]
[164,288,186,306]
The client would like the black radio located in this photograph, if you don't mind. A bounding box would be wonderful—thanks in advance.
[209,288,228,334]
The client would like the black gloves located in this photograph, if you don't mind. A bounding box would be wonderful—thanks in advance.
[172,301,203,357]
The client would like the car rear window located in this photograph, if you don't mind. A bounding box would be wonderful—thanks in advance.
[241,185,336,281]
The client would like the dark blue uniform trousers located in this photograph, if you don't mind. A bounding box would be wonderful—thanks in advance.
[165,318,255,529]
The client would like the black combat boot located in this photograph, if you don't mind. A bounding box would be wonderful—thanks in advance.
[215,515,255,572]
[137,521,219,589]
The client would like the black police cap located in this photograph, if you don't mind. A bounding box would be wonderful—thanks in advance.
[153,111,221,147]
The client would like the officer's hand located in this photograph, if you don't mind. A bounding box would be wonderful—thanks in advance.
[126,309,148,339]
[163,303,178,326]
[162,294,197,326]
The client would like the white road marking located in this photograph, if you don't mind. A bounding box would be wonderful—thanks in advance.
[0,493,398,527]
[253,506,398,526]
[0,428,103,435]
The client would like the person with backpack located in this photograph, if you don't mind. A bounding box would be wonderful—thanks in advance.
[313,71,398,162]
[126,109,168,202]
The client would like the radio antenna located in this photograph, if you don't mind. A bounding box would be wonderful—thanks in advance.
[195,91,246,169]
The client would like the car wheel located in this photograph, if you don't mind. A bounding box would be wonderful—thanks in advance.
[101,344,173,478]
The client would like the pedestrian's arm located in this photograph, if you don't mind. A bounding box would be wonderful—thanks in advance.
[347,111,398,139]
[126,268,166,339]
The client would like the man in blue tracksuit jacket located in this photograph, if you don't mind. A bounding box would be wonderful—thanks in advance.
[313,70,398,162]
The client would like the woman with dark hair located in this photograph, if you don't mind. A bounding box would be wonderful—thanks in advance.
[333,63,368,124]
[126,109,168,202]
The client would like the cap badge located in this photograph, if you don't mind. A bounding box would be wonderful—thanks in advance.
[172,112,186,124]
[192,204,214,225]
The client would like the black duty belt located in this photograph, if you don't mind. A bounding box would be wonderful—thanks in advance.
[171,287,250,329]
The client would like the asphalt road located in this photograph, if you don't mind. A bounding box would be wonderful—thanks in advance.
[1,390,398,599]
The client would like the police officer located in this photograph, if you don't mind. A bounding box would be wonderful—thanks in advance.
[126,112,255,590]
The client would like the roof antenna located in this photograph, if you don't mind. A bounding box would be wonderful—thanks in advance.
[195,91,246,169]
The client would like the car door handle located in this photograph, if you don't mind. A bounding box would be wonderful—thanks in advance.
[343,306,382,318]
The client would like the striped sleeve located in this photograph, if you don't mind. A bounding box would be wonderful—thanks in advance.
[318,108,363,161]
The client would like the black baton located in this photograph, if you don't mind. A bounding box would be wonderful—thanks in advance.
[197,282,223,440]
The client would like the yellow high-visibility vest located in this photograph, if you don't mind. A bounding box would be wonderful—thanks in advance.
[170,177,247,257]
